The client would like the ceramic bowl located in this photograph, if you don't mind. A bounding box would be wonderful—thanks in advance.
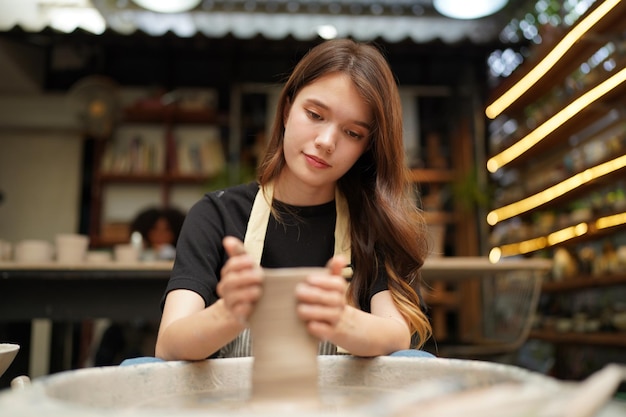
[0,343,20,377]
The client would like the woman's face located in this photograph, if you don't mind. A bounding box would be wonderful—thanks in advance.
[279,72,372,202]
[148,217,175,249]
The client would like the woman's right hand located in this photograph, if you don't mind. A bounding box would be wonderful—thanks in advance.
[156,236,260,360]
[217,236,263,322]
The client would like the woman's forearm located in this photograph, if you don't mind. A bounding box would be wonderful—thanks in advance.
[156,299,246,361]
[327,305,411,357]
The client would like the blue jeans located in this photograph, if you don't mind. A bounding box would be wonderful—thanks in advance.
[388,349,435,358]
[120,349,434,366]
[120,356,165,366]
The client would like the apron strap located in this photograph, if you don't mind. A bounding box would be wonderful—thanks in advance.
[243,182,352,278]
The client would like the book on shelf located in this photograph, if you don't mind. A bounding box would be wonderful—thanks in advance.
[101,134,165,175]
[101,126,165,175]
[173,126,225,177]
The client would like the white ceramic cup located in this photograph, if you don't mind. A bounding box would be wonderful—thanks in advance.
[86,250,113,264]
[114,244,139,263]
[14,240,54,263]
[0,240,12,261]
[55,234,90,264]
[0,343,20,378]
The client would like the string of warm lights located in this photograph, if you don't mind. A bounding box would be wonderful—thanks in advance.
[487,153,626,226]
[487,65,626,173]
[596,211,626,230]
[489,211,626,260]
[486,1,626,263]
[485,0,622,120]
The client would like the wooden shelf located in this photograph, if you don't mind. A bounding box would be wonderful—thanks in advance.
[423,211,456,224]
[90,236,128,248]
[98,173,165,183]
[491,109,626,172]
[487,0,626,116]
[542,273,626,293]
[98,173,211,184]
[409,169,456,183]
[90,102,225,248]
[486,2,626,382]
[123,106,225,125]
[529,330,626,347]
[489,78,626,166]
[167,174,213,183]
[493,206,626,252]
[494,151,626,211]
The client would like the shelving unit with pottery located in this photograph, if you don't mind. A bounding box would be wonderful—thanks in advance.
[401,86,483,344]
[485,0,626,379]
[90,93,228,247]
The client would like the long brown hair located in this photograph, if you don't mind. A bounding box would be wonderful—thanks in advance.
[257,39,432,348]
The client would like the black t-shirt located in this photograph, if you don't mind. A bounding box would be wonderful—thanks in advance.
[261,199,335,268]
[165,182,387,312]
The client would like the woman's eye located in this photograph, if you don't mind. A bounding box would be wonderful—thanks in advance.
[346,130,362,139]
[306,110,322,120]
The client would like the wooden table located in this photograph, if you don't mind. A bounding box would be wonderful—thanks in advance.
[0,258,552,377]
[420,257,553,343]
[0,261,174,378]
[0,257,553,320]
[421,257,552,280]
[0,261,174,321]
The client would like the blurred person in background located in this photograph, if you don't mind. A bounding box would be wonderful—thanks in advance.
[94,206,185,366]
[130,207,186,260]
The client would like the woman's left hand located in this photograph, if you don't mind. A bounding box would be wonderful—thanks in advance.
[295,255,348,341]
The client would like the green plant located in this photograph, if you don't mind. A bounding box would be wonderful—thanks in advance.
[452,165,493,211]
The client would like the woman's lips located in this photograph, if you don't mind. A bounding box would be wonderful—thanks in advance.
[304,153,331,168]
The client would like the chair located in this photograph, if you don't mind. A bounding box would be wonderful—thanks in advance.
[436,269,544,359]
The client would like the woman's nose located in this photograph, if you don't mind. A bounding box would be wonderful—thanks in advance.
[314,126,337,153]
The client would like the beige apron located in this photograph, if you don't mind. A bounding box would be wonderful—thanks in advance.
[243,182,352,277]
[219,182,352,357]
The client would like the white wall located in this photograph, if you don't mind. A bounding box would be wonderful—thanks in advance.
[0,130,83,243]
[0,92,83,244]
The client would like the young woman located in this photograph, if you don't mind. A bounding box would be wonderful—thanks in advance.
[130,207,185,259]
[155,39,432,361]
